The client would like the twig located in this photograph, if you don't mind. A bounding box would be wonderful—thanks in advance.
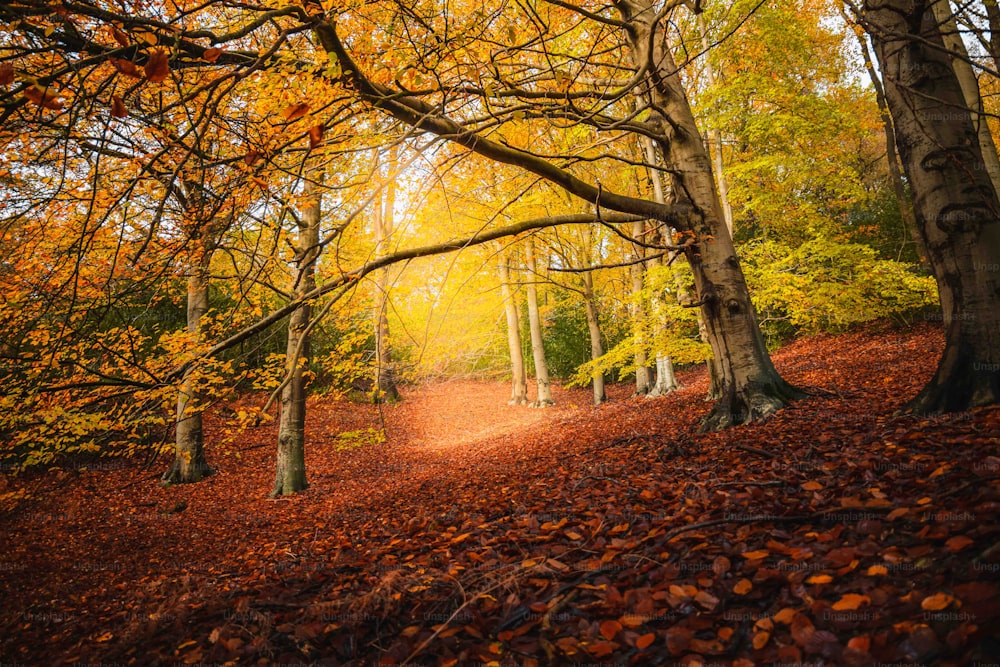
[733,443,779,459]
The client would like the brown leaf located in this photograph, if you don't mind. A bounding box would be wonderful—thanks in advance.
[945,535,973,552]
[635,632,655,649]
[282,102,310,122]
[752,631,770,649]
[110,95,127,118]
[23,84,63,110]
[599,619,621,640]
[144,48,171,83]
[109,25,130,47]
[203,47,223,63]
[111,58,143,78]
[0,64,14,86]
[790,612,816,648]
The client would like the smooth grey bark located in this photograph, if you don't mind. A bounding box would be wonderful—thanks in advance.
[162,252,214,485]
[616,0,803,429]
[630,217,652,395]
[931,0,1000,196]
[697,14,734,234]
[372,149,401,403]
[271,179,322,497]
[582,265,606,405]
[863,0,1000,412]
[499,252,529,406]
[842,7,923,260]
[524,239,554,406]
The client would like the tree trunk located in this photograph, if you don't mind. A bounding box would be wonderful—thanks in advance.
[372,148,401,403]
[863,0,1000,413]
[649,353,678,397]
[931,0,1000,195]
[271,179,322,497]
[616,0,802,430]
[630,217,652,395]
[499,252,529,405]
[162,255,214,485]
[640,136,680,398]
[582,270,606,405]
[697,14,734,235]
[841,7,923,261]
[524,239,554,406]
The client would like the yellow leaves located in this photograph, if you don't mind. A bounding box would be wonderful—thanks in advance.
[23,84,63,110]
[144,47,171,83]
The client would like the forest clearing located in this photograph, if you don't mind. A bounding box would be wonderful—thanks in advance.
[2,322,999,665]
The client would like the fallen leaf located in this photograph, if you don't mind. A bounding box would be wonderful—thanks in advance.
[921,593,955,611]
[832,593,870,611]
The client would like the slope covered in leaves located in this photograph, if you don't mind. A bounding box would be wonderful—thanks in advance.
[1,322,998,666]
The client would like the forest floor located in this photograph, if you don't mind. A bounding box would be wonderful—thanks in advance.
[1,322,999,666]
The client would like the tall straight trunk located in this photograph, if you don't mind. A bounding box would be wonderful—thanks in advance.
[931,0,1000,195]
[697,14,734,234]
[499,252,528,405]
[640,136,683,398]
[630,216,652,395]
[841,8,923,260]
[863,0,1000,413]
[162,253,214,485]
[373,148,401,403]
[271,179,322,497]
[524,239,554,406]
[582,258,606,405]
[616,0,802,430]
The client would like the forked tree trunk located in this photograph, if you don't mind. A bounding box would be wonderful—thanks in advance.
[616,0,803,430]
[162,254,214,485]
[271,180,322,497]
[931,0,1000,196]
[863,0,1000,413]
[499,252,529,405]
[373,148,401,403]
[697,14,734,234]
[582,270,606,405]
[524,239,554,406]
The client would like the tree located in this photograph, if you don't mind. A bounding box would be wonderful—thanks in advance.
[372,147,402,403]
[524,238,555,407]
[858,0,1000,412]
[498,250,529,405]
[310,0,802,429]
[270,178,322,497]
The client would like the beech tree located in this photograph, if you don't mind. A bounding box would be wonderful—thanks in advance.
[857,0,1000,412]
